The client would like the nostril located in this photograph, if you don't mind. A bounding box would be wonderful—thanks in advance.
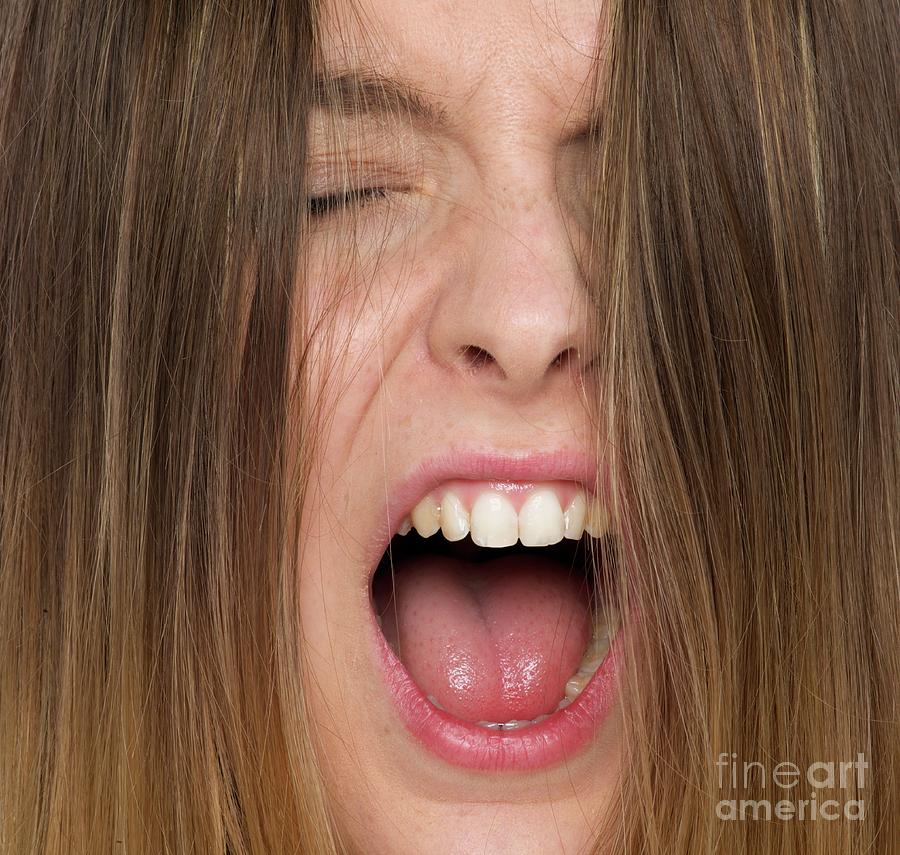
[459,345,500,375]
[456,344,587,383]
[549,347,578,371]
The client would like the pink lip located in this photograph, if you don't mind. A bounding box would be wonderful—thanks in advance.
[367,448,620,772]
[372,618,621,772]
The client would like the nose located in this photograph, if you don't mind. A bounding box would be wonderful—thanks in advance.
[427,206,593,399]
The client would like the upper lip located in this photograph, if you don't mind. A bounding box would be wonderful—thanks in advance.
[366,447,602,573]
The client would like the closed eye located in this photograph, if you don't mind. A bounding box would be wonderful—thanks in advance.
[307,186,390,219]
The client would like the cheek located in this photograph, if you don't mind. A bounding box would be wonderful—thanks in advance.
[294,255,435,430]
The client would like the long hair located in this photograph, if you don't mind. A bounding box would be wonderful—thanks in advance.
[592,1,898,852]
[1,1,896,853]
[1,2,335,851]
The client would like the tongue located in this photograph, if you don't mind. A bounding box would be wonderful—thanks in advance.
[379,554,591,723]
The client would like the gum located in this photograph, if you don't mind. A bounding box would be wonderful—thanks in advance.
[423,479,588,515]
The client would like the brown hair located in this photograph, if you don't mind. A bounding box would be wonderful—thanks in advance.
[1,2,335,851]
[592,1,898,852]
[1,1,896,853]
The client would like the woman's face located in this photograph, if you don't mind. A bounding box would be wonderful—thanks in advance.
[298,0,620,851]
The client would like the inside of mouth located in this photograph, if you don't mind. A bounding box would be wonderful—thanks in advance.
[372,528,615,730]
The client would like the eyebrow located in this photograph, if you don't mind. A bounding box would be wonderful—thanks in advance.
[311,69,449,130]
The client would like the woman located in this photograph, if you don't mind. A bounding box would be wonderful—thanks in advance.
[1,0,896,852]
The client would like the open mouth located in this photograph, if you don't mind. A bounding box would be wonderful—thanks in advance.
[369,465,621,772]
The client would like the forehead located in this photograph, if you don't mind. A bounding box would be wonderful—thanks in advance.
[317,0,603,128]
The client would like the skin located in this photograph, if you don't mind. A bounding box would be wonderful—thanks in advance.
[295,0,621,851]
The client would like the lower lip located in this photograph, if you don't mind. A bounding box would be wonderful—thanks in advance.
[371,618,621,772]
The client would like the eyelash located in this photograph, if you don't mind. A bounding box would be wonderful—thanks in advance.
[307,186,390,218]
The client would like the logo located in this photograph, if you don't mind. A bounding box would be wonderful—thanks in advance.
[715,753,868,821]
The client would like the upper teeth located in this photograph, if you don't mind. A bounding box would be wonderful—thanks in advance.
[401,485,610,545]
